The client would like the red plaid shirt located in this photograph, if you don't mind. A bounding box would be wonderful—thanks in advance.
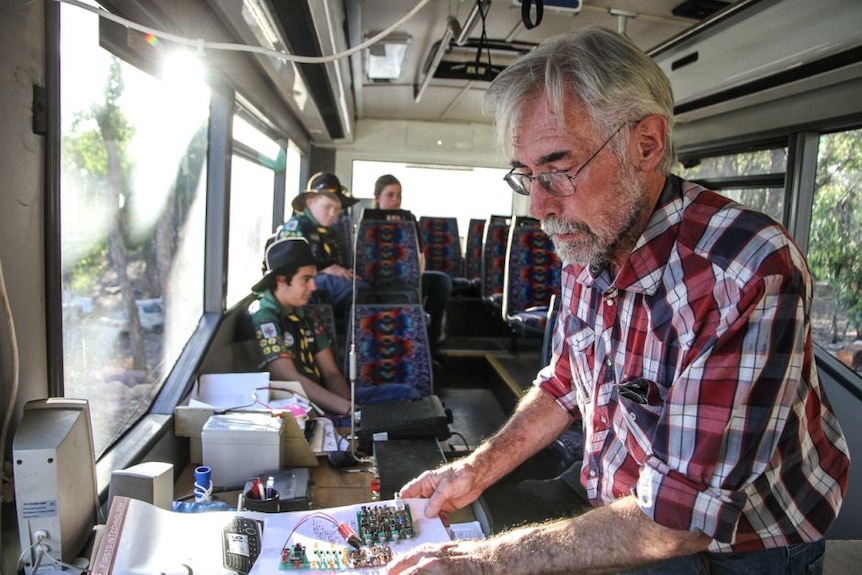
[536,176,850,552]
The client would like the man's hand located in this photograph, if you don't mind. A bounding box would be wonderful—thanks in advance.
[387,541,491,575]
[399,461,485,522]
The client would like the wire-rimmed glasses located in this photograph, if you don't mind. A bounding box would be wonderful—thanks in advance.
[504,122,629,197]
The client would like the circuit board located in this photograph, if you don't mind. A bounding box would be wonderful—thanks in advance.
[356,502,416,545]
[279,542,393,570]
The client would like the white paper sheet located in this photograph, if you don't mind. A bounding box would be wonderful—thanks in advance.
[191,372,271,408]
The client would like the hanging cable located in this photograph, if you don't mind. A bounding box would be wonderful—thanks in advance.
[55,0,433,65]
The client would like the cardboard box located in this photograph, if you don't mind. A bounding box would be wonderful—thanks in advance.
[174,405,318,469]
[173,373,318,468]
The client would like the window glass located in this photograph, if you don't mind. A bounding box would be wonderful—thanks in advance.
[60,4,209,456]
[283,141,304,222]
[227,155,275,308]
[233,115,281,164]
[677,148,787,222]
[351,160,513,247]
[678,148,787,178]
[704,187,785,223]
[808,127,862,377]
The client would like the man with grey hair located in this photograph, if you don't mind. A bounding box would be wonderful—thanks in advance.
[391,27,849,574]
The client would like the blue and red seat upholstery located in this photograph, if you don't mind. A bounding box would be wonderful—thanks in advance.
[502,216,561,350]
[347,303,433,397]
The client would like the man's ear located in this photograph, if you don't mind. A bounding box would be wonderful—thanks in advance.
[630,115,668,171]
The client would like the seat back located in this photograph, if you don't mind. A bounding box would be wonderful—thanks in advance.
[481,216,512,302]
[335,210,354,267]
[418,216,463,278]
[464,218,486,283]
[305,303,339,365]
[354,219,422,293]
[502,216,561,320]
[346,303,433,397]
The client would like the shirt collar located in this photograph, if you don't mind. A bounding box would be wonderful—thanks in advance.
[613,175,686,296]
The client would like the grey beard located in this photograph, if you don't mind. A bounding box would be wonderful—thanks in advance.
[541,216,607,266]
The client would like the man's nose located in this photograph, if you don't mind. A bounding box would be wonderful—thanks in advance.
[529,187,559,220]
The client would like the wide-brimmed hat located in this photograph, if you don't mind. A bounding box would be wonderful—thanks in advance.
[290,171,360,212]
[251,237,317,292]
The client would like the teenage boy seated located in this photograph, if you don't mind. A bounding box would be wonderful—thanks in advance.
[275,172,367,318]
[247,237,419,419]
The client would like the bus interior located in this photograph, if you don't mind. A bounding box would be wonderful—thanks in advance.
[2,0,862,572]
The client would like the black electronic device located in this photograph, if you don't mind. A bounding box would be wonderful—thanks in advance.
[374,439,448,500]
[221,516,262,575]
[357,395,451,453]
[360,208,414,221]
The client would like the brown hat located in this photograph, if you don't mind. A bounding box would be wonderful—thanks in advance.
[251,237,317,292]
[291,172,360,212]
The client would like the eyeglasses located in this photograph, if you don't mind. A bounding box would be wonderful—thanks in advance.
[503,122,629,197]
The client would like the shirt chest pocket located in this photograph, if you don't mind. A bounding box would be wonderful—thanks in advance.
[565,317,595,404]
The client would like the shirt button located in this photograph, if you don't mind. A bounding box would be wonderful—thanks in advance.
[629,412,637,422]
[605,358,613,367]
[588,468,597,478]
[600,415,607,424]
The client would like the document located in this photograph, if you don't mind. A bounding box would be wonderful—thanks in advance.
[91,496,266,575]
[92,496,451,575]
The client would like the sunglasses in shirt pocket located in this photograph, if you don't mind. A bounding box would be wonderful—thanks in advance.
[616,378,664,440]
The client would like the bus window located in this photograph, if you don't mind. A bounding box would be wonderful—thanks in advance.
[677,147,787,223]
[809,127,862,376]
[60,4,209,456]
[351,160,513,247]
[226,116,280,308]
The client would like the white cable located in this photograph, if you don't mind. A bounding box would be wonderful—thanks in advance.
[55,0,433,64]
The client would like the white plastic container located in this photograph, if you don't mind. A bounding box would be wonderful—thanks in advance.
[201,412,282,488]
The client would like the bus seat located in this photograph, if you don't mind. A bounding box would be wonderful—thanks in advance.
[481,215,512,307]
[335,209,354,267]
[418,216,473,294]
[464,218,486,290]
[354,218,422,301]
[502,216,561,353]
[345,303,433,397]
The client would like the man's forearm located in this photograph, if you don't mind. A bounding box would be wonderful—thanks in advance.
[466,387,572,491]
[483,496,711,574]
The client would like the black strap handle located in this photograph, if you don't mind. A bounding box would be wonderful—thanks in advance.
[521,0,544,29]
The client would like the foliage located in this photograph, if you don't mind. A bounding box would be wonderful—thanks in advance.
[808,128,862,340]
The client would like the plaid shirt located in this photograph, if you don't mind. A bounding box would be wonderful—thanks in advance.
[536,176,850,552]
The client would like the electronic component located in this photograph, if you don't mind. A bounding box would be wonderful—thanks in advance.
[222,516,262,575]
[356,499,416,545]
[280,542,393,570]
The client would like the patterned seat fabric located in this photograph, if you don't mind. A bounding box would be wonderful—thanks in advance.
[464,218,486,284]
[348,303,433,397]
[354,219,421,292]
[305,303,338,364]
[503,217,561,338]
[418,216,463,278]
[481,216,512,305]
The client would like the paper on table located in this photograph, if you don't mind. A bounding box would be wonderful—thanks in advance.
[91,496,268,575]
[248,498,450,575]
[190,372,270,409]
[309,416,341,454]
